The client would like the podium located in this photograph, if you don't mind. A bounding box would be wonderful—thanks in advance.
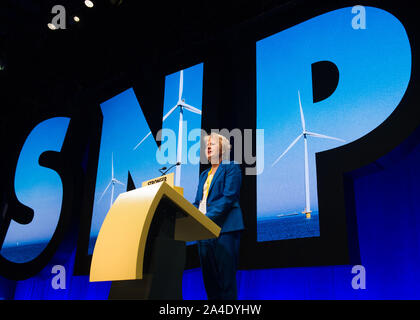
[89,173,221,300]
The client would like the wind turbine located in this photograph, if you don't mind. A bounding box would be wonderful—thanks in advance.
[98,152,125,210]
[272,90,345,216]
[133,69,202,186]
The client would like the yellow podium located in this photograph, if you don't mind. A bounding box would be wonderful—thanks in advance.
[89,173,221,299]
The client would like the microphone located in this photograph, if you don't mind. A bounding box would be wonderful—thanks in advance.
[158,166,167,175]
[159,162,181,176]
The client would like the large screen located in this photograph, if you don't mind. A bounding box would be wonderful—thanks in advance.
[1,3,415,278]
[88,63,204,253]
[256,7,411,242]
[0,117,70,263]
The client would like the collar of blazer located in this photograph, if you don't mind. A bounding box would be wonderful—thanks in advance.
[203,162,226,199]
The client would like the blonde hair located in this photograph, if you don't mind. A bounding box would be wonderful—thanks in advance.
[204,132,232,161]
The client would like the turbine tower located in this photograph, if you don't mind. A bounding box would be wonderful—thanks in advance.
[133,69,202,186]
[98,152,125,210]
[272,90,345,216]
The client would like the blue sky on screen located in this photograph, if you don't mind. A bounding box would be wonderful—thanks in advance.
[89,63,203,243]
[1,117,70,260]
[256,7,411,218]
[160,64,203,201]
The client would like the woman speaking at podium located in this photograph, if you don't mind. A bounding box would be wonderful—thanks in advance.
[192,132,244,300]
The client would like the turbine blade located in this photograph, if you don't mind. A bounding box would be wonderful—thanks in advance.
[134,101,180,150]
[179,70,184,101]
[98,181,112,202]
[111,152,114,179]
[114,179,125,186]
[298,90,306,132]
[133,131,152,150]
[180,102,202,115]
[272,134,303,167]
[162,104,179,122]
[305,131,345,142]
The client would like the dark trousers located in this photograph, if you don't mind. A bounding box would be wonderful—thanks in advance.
[197,231,241,300]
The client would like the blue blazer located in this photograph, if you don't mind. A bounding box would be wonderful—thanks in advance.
[192,161,244,233]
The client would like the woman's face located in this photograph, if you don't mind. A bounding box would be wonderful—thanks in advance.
[206,137,221,163]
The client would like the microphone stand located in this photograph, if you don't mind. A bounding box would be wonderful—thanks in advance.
[159,162,181,176]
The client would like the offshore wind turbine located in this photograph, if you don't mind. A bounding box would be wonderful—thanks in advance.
[271,90,345,216]
[98,152,125,210]
[133,69,202,187]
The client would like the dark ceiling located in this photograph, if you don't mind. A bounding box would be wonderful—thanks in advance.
[0,0,297,116]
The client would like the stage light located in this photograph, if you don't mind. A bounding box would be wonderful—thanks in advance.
[74,16,80,22]
[84,0,94,8]
[47,23,57,30]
